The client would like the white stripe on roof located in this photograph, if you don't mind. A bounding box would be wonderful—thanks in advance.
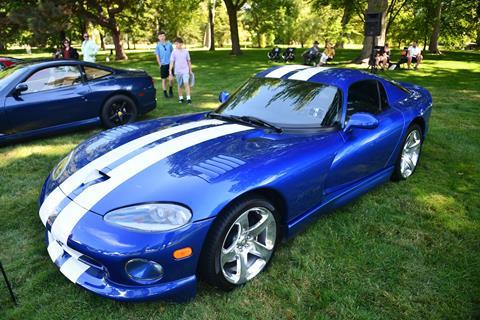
[264,65,307,79]
[288,67,329,81]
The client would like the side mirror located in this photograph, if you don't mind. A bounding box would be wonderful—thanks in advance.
[344,112,379,132]
[14,83,28,95]
[218,91,230,103]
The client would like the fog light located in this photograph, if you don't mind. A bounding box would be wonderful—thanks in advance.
[125,259,164,284]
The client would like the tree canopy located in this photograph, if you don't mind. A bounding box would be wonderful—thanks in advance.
[0,0,478,59]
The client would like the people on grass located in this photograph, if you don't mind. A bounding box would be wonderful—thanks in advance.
[81,33,99,63]
[155,31,174,98]
[303,41,320,65]
[319,42,335,66]
[169,37,193,104]
[375,43,391,69]
[407,42,423,69]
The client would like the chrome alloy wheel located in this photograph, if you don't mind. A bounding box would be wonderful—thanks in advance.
[220,207,277,285]
[400,129,422,178]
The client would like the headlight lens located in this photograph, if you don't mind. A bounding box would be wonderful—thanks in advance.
[104,203,192,232]
[52,152,73,180]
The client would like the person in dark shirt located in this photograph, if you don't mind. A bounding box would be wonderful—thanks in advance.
[54,39,79,60]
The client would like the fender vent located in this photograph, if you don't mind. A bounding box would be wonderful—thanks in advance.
[191,155,245,182]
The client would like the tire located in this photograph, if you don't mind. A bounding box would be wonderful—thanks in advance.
[392,123,423,181]
[199,196,280,291]
[100,94,138,128]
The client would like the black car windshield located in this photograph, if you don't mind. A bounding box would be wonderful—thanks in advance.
[0,65,26,91]
[215,78,341,128]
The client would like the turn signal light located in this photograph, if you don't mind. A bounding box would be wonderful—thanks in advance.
[173,247,192,260]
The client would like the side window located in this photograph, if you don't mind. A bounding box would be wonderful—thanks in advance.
[84,66,112,81]
[346,80,381,118]
[321,90,342,127]
[24,65,82,94]
[378,82,388,111]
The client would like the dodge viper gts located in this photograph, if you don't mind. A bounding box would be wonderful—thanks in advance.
[0,59,156,144]
[38,65,432,302]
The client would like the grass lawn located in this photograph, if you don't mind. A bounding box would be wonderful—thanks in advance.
[0,48,479,319]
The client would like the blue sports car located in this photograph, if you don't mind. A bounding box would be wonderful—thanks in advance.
[0,60,156,144]
[38,65,432,302]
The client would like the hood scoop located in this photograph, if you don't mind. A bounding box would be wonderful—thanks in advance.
[191,155,245,182]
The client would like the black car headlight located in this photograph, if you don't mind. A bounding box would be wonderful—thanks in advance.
[104,203,192,232]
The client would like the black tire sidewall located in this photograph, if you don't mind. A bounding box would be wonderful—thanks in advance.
[392,123,423,181]
[199,196,280,291]
[101,94,138,128]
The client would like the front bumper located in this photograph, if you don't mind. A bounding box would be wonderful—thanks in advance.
[46,230,197,302]
[41,195,214,302]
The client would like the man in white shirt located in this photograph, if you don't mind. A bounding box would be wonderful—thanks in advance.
[81,33,99,63]
[407,42,423,69]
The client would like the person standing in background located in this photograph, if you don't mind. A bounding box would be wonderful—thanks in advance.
[169,37,193,104]
[81,33,99,63]
[155,31,174,98]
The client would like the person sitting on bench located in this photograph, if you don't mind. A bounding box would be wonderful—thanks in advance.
[407,42,423,69]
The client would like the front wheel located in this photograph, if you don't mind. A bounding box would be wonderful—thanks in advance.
[392,124,423,181]
[199,196,279,290]
[101,94,138,128]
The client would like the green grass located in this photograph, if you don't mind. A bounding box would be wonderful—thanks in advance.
[0,48,479,319]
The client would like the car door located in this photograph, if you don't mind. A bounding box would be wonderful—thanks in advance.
[4,64,91,133]
[323,79,404,195]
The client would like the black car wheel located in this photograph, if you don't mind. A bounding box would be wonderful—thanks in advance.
[199,196,280,291]
[101,94,138,128]
[392,123,423,181]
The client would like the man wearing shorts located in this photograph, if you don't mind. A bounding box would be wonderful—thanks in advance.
[169,37,193,104]
[407,42,423,69]
[155,31,174,98]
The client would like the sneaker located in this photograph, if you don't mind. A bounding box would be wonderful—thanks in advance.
[187,99,192,104]
[169,88,173,97]
[179,98,184,103]
[163,91,168,98]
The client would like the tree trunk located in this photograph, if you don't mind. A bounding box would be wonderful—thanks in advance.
[99,32,105,50]
[336,1,353,49]
[224,0,242,55]
[354,0,388,63]
[428,1,442,53]
[208,0,216,51]
[111,27,127,60]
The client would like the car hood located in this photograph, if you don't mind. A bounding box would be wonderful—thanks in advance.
[45,113,336,221]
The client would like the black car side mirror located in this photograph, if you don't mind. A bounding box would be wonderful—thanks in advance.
[219,91,230,103]
[14,83,28,95]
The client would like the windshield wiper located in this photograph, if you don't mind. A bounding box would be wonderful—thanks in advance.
[208,112,282,133]
[238,116,283,133]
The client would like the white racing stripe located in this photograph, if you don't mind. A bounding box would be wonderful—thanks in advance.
[47,233,64,263]
[264,65,307,79]
[59,257,90,283]
[51,123,252,244]
[288,67,329,81]
[39,119,224,225]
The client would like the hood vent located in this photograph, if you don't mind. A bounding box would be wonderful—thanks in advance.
[191,155,245,182]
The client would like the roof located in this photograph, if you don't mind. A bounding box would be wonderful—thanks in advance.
[255,65,378,91]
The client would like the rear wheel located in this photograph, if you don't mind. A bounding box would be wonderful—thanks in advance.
[392,124,423,181]
[101,94,138,128]
[199,196,279,290]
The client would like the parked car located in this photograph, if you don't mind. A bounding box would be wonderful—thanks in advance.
[38,65,432,302]
[0,60,156,144]
[0,57,22,71]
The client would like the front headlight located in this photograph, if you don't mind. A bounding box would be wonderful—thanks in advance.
[52,151,73,180]
[104,203,192,232]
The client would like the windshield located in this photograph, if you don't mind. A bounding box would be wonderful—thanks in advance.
[215,78,341,128]
[0,65,26,91]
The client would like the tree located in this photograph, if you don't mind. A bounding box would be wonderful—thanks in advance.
[207,0,218,51]
[355,0,387,63]
[428,0,442,53]
[223,0,247,55]
[75,0,144,60]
